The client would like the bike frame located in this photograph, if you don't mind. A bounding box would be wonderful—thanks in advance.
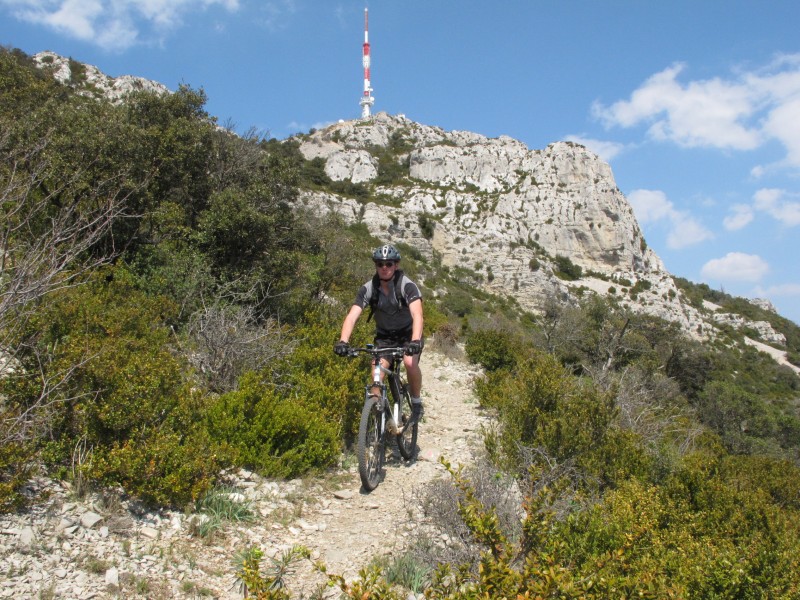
[365,346,407,435]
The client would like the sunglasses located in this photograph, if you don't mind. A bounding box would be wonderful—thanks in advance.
[375,261,396,268]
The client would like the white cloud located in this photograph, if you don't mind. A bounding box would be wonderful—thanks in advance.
[1,0,239,50]
[762,98,800,168]
[627,189,672,224]
[258,0,296,32]
[666,215,714,249]
[753,188,800,226]
[594,55,800,170]
[723,204,754,231]
[628,189,713,249]
[753,283,800,297]
[564,135,625,162]
[701,252,769,282]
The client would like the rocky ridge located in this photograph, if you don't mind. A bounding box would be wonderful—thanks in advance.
[33,51,169,104]
[298,112,789,346]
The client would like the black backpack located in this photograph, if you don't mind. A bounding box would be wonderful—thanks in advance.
[366,269,408,322]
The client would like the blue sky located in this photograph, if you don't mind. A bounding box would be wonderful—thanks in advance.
[2,0,800,325]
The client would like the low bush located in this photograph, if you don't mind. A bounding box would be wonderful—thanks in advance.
[477,350,652,488]
[90,426,220,507]
[554,254,582,280]
[0,442,35,512]
[464,329,520,372]
[205,372,339,479]
[439,288,474,318]
[413,456,800,598]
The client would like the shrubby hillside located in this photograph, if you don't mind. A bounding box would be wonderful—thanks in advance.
[2,48,800,597]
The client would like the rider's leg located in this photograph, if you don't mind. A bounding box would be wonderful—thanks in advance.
[405,352,424,424]
[404,353,422,398]
[370,357,391,398]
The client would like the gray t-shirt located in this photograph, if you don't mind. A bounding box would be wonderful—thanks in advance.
[354,272,421,336]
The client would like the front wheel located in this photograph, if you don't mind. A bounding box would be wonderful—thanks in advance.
[397,388,418,460]
[357,395,384,491]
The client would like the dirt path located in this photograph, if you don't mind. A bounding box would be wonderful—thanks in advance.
[267,348,488,595]
[0,348,488,599]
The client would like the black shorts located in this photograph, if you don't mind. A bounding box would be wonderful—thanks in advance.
[374,329,424,354]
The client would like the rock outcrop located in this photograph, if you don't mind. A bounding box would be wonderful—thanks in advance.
[33,51,169,104]
[298,113,713,336]
[703,301,787,345]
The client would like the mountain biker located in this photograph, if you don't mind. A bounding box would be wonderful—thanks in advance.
[334,244,425,424]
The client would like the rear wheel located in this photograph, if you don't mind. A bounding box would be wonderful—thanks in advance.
[397,388,418,460]
[358,395,384,491]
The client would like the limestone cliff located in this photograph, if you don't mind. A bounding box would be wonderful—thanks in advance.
[298,112,709,335]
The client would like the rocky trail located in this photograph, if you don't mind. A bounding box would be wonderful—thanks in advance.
[0,349,488,599]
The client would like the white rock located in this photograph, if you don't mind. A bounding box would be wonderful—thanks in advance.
[80,512,103,529]
[18,527,35,548]
[332,489,355,500]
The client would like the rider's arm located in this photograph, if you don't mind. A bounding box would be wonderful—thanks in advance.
[339,304,363,343]
[409,298,423,341]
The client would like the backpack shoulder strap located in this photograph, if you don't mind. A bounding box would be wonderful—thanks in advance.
[394,270,407,307]
[366,273,381,322]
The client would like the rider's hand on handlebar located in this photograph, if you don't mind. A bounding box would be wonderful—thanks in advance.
[404,340,422,356]
[334,340,351,356]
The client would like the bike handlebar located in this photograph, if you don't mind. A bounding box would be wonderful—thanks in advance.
[346,346,406,359]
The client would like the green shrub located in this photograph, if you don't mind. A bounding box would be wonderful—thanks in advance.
[34,268,185,446]
[375,150,409,186]
[0,442,36,512]
[206,372,339,479]
[4,267,222,507]
[464,329,520,372]
[553,254,582,280]
[300,156,331,187]
[419,213,435,239]
[695,380,780,455]
[477,350,650,488]
[440,288,474,317]
[278,312,367,445]
[422,455,800,599]
[330,180,369,200]
[90,426,220,507]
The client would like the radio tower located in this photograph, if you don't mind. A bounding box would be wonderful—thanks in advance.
[359,7,374,118]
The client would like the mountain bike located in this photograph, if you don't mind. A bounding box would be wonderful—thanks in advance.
[345,345,419,491]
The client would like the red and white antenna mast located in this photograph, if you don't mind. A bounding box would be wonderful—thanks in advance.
[359,7,374,118]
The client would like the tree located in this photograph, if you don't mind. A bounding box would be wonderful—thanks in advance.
[0,126,133,428]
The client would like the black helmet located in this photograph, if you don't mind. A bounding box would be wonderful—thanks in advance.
[372,244,401,262]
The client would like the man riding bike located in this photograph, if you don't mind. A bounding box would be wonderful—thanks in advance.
[334,244,425,424]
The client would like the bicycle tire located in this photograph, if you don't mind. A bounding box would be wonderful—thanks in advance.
[357,395,384,491]
[397,387,418,460]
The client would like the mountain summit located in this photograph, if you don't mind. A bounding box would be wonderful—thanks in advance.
[294,112,796,360]
[29,54,796,363]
